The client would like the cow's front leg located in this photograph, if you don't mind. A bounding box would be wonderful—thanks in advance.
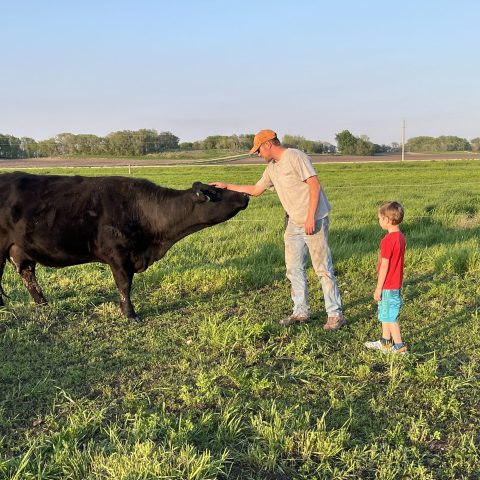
[109,264,137,320]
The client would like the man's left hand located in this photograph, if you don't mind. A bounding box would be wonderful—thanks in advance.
[304,217,315,235]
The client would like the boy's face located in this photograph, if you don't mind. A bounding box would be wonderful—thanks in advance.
[378,213,390,230]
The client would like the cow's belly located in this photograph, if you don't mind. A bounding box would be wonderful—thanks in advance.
[19,245,98,268]
[28,250,99,268]
[15,233,100,267]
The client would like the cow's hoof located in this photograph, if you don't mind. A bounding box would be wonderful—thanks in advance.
[129,315,143,324]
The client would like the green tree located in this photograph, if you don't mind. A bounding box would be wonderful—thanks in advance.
[156,131,179,151]
[282,135,324,153]
[20,137,39,157]
[238,134,254,150]
[407,135,471,152]
[37,138,58,157]
[107,130,134,155]
[76,134,106,155]
[335,130,358,155]
[335,130,375,156]
[471,138,480,152]
[437,136,471,151]
[0,134,12,158]
[56,133,77,155]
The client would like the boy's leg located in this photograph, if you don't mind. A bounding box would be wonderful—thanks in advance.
[365,290,394,350]
[382,323,392,341]
[378,290,406,353]
[389,322,403,345]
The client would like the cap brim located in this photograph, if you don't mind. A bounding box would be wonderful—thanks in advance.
[249,144,260,154]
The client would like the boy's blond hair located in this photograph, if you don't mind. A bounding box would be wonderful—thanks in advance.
[378,201,404,225]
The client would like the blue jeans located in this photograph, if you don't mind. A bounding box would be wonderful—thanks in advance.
[284,216,343,318]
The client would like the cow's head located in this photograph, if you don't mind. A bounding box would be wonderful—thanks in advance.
[191,182,249,224]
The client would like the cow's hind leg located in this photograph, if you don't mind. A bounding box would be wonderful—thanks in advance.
[109,263,137,320]
[19,262,47,305]
[9,245,47,305]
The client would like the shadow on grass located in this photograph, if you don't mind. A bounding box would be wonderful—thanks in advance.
[333,214,479,256]
[0,242,286,436]
[1,215,478,463]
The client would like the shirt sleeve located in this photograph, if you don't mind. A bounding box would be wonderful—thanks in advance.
[293,151,317,181]
[255,165,275,191]
[380,236,394,260]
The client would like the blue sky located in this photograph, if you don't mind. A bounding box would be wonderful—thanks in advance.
[1,0,479,145]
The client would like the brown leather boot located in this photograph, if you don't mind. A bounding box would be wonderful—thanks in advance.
[279,314,310,326]
[323,315,345,331]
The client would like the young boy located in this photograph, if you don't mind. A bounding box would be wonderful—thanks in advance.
[365,201,407,354]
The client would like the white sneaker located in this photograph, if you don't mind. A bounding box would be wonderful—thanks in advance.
[364,340,391,352]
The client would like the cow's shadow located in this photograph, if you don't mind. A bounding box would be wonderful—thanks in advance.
[0,240,288,436]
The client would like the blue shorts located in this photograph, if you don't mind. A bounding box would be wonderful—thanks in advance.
[378,289,403,323]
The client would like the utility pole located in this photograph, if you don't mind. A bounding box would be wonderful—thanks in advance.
[401,119,405,161]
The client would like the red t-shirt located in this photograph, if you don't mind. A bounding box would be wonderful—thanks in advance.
[378,231,406,289]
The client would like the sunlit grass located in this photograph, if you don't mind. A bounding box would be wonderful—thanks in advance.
[1,160,479,478]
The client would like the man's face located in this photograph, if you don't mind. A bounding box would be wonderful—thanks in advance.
[257,141,273,161]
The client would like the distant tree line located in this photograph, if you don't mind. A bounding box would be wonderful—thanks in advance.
[179,134,254,151]
[282,135,336,154]
[0,130,334,158]
[406,135,480,152]
[1,129,479,159]
[335,131,480,156]
[0,130,180,159]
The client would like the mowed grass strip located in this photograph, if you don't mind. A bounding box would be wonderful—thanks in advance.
[0,161,479,479]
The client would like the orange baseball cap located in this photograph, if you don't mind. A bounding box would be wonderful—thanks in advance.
[250,129,277,154]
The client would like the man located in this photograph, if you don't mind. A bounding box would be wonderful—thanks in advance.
[211,129,344,329]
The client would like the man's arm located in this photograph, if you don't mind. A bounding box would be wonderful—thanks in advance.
[304,176,321,234]
[210,182,265,197]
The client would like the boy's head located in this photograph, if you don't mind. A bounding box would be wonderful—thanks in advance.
[378,201,404,225]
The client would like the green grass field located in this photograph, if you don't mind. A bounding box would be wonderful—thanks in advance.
[1,161,479,479]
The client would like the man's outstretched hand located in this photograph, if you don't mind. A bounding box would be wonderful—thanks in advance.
[209,182,227,189]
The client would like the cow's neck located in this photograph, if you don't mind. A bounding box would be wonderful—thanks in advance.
[143,188,210,244]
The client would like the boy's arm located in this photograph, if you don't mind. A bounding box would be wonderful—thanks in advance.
[374,258,389,301]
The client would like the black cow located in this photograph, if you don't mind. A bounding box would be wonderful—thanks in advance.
[0,172,248,319]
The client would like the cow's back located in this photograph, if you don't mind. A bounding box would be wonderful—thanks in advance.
[0,172,155,267]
